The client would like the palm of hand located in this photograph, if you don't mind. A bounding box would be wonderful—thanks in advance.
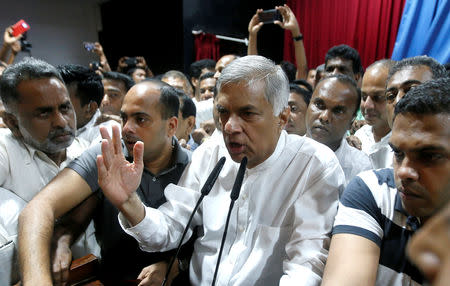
[98,152,143,207]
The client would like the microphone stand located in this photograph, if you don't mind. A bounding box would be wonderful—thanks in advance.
[211,157,247,286]
[161,157,226,286]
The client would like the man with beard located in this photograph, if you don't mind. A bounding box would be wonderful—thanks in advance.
[0,57,96,285]
[322,78,450,286]
[19,79,191,285]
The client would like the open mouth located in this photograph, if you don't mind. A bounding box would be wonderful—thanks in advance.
[227,142,245,155]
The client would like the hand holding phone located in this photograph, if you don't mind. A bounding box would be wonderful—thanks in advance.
[83,42,96,52]
[258,9,282,24]
[11,20,30,37]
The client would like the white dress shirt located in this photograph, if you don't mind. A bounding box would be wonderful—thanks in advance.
[76,109,122,146]
[354,124,393,169]
[0,129,100,284]
[335,137,373,186]
[120,131,344,285]
[194,98,214,129]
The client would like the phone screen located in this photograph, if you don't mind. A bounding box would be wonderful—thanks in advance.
[258,9,282,24]
[83,42,95,52]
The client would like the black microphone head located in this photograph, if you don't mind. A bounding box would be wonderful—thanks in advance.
[230,157,247,201]
[200,156,226,196]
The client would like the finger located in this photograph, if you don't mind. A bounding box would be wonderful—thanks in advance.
[137,276,150,286]
[52,261,62,286]
[97,155,108,181]
[100,140,113,170]
[133,141,144,170]
[274,20,283,28]
[99,126,111,141]
[60,260,70,285]
[111,124,122,155]
[137,268,147,280]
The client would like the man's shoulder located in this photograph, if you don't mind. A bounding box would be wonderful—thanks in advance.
[287,134,340,167]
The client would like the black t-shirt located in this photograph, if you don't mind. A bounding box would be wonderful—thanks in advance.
[68,138,190,281]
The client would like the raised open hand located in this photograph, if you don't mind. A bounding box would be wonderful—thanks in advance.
[97,125,144,208]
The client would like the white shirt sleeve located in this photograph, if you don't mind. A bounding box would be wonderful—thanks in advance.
[280,161,343,286]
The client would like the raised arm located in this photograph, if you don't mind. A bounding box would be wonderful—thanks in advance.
[321,234,380,286]
[18,169,93,285]
[275,5,308,79]
[0,27,21,63]
[247,9,264,55]
[93,42,112,72]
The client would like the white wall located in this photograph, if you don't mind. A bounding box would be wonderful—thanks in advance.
[0,0,105,66]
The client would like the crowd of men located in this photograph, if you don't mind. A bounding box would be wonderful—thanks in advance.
[0,4,449,286]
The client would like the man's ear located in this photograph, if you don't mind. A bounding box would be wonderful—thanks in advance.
[278,107,290,130]
[186,116,196,134]
[86,101,98,117]
[191,78,198,90]
[2,112,22,138]
[167,116,178,137]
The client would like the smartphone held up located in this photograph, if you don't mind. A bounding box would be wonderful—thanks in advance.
[11,19,30,37]
[258,9,282,24]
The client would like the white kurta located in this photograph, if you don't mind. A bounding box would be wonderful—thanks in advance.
[0,129,99,284]
[120,131,344,285]
[335,137,373,186]
[354,124,393,169]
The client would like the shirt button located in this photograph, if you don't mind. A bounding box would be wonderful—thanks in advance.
[152,177,156,182]
[239,226,244,232]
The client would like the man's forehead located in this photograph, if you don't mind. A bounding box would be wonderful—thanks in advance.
[217,81,268,106]
[103,78,126,91]
[388,65,433,87]
[391,113,450,148]
[17,77,68,103]
[327,57,353,67]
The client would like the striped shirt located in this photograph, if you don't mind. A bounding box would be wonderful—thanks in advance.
[332,168,424,285]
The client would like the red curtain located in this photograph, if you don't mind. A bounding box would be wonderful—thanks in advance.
[284,0,406,70]
[194,33,221,61]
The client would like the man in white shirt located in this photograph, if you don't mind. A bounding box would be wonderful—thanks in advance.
[355,59,393,169]
[89,55,344,285]
[306,74,372,185]
[0,57,97,285]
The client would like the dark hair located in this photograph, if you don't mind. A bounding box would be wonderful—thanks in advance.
[289,84,312,105]
[102,71,135,91]
[394,78,449,118]
[387,55,447,83]
[444,63,450,76]
[189,59,216,79]
[57,64,104,106]
[292,79,313,93]
[159,85,180,119]
[179,94,196,118]
[126,67,146,77]
[280,60,297,82]
[325,44,362,75]
[319,74,361,116]
[199,71,215,83]
[0,57,63,111]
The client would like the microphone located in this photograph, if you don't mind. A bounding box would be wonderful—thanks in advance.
[211,157,247,286]
[162,156,226,286]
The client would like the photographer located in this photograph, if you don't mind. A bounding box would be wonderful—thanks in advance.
[247,4,308,80]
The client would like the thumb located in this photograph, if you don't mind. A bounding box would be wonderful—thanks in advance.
[133,141,144,169]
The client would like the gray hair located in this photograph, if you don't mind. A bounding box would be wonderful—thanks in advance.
[216,55,289,116]
[0,57,63,111]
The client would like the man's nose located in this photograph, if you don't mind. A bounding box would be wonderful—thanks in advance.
[364,96,375,110]
[396,156,419,182]
[52,111,68,128]
[224,114,242,134]
[318,110,330,123]
[101,95,111,107]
